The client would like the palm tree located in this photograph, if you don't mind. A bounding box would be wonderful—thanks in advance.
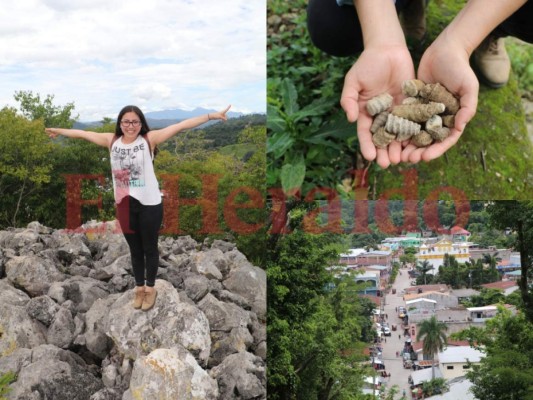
[416,260,433,285]
[416,316,448,380]
[482,252,502,283]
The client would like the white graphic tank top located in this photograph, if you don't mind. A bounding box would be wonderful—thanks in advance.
[110,135,162,205]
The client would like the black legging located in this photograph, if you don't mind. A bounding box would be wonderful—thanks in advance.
[307,0,533,57]
[306,0,411,56]
[117,196,163,287]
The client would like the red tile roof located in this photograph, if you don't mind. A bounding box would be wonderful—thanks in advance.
[481,281,518,290]
[360,294,381,307]
[451,226,470,235]
[404,284,448,294]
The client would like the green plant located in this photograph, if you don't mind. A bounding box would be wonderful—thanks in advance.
[0,371,16,399]
[267,78,358,195]
[507,38,533,94]
[421,378,449,397]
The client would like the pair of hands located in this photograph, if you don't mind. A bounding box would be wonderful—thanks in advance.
[341,39,479,168]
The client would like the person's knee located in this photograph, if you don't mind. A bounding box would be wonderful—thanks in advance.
[307,0,363,57]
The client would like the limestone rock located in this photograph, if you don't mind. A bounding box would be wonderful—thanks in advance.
[125,347,218,400]
[223,262,267,319]
[5,255,65,296]
[210,352,266,400]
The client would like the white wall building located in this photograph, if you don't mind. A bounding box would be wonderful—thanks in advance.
[438,347,484,380]
[416,239,470,273]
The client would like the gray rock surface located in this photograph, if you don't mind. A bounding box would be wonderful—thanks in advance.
[125,347,219,400]
[0,221,266,400]
[5,344,103,400]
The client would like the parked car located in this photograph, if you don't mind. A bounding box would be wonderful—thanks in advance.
[383,327,391,336]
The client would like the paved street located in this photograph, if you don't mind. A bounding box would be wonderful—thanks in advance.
[380,267,413,399]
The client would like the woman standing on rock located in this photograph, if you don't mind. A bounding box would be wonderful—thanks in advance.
[46,105,230,311]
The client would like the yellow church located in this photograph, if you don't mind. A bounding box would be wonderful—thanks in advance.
[416,239,470,274]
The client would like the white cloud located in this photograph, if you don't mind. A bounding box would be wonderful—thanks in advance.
[133,83,172,102]
[0,0,265,121]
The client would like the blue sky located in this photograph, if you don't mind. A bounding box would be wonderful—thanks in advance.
[0,0,266,121]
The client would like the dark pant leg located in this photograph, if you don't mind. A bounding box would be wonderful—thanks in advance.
[496,1,533,43]
[306,0,411,57]
[138,202,163,287]
[117,197,146,287]
[307,0,363,56]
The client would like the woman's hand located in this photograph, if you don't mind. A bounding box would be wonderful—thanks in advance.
[209,105,231,121]
[401,36,478,164]
[45,128,59,139]
[341,44,415,168]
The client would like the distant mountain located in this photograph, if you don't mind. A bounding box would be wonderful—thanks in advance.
[145,107,243,120]
[74,107,248,129]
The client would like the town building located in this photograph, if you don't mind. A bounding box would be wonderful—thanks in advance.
[339,249,392,268]
[466,304,515,322]
[381,233,422,251]
[338,248,366,265]
[416,239,470,273]
[353,270,381,296]
[438,346,484,380]
[449,288,480,303]
[404,284,449,295]
[480,280,519,296]
[450,226,471,242]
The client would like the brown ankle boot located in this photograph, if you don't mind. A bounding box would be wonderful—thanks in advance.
[142,288,157,311]
[473,35,511,88]
[133,288,145,309]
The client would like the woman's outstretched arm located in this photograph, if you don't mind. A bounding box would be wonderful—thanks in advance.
[147,105,231,146]
[45,128,114,148]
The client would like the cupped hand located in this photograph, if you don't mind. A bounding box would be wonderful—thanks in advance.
[340,44,415,169]
[401,38,479,164]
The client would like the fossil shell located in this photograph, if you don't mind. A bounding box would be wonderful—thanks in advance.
[391,102,445,123]
[425,115,443,132]
[385,114,421,137]
[402,97,423,105]
[401,79,426,97]
[442,115,455,128]
[428,126,450,142]
[370,111,389,134]
[372,127,396,149]
[419,83,460,114]
[366,93,393,116]
[411,130,433,147]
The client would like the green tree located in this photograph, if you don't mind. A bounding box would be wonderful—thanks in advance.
[436,254,463,288]
[416,316,448,380]
[453,307,533,400]
[0,108,54,226]
[416,260,433,285]
[267,206,369,400]
[14,91,76,128]
[487,201,533,322]
[465,288,505,308]
[0,92,84,228]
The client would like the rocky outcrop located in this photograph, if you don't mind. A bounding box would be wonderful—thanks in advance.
[0,221,266,400]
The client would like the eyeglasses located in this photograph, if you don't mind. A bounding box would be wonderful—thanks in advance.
[120,120,141,127]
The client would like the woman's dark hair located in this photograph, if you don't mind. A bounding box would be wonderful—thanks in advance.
[115,105,158,157]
